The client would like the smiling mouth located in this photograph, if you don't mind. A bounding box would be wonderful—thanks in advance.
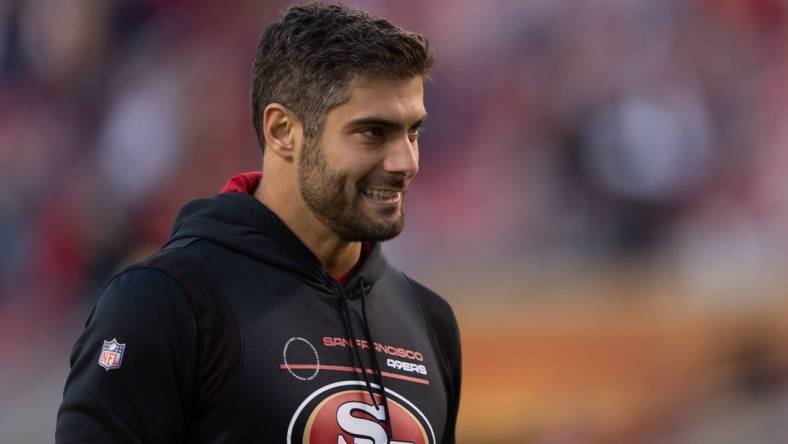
[361,188,402,203]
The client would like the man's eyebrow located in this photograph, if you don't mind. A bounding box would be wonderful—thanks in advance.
[411,114,428,129]
[346,114,428,130]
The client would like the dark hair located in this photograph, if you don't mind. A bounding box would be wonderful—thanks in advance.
[251,2,435,150]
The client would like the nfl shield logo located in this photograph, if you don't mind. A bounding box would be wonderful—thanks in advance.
[98,338,125,371]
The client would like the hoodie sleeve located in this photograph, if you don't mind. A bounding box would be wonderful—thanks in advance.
[56,267,197,444]
[436,298,461,444]
[409,279,462,444]
[432,294,461,444]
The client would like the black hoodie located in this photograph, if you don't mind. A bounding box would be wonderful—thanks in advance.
[56,186,461,444]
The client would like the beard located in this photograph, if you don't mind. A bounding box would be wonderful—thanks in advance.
[298,137,406,242]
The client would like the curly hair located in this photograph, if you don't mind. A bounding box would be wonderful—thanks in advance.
[251,2,435,150]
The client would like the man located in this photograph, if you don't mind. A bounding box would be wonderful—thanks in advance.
[56,3,461,443]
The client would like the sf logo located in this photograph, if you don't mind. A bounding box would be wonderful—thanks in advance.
[293,385,433,444]
[336,401,413,444]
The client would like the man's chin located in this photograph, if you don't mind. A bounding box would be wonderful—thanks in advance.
[336,216,405,242]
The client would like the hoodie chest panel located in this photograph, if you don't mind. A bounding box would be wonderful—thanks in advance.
[204,255,448,444]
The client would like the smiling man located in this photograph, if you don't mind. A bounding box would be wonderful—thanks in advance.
[262,75,427,271]
[56,3,461,444]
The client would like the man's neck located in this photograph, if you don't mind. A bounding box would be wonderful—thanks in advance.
[254,176,361,276]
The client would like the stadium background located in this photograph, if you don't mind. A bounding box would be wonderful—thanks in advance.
[1,0,788,442]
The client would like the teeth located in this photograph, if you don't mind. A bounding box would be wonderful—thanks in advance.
[363,189,398,200]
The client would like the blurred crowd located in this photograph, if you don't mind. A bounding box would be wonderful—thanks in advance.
[411,0,788,282]
[1,0,788,442]
[1,0,267,330]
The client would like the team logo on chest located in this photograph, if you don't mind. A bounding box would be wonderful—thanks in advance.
[288,381,435,444]
[98,338,125,371]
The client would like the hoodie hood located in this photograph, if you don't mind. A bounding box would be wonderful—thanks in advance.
[164,174,388,296]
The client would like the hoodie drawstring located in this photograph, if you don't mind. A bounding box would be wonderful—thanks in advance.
[359,279,394,438]
[335,279,394,439]
[336,282,380,410]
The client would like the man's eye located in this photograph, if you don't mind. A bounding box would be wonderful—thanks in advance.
[408,129,420,141]
[360,127,384,138]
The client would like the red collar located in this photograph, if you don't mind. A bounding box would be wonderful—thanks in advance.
[219,171,262,193]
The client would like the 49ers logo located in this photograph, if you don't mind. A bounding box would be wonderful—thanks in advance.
[288,382,435,444]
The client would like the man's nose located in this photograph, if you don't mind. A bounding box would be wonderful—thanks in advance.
[382,135,419,179]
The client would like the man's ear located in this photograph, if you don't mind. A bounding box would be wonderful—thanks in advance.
[263,103,302,162]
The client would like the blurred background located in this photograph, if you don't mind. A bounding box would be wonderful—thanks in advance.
[1,0,788,442]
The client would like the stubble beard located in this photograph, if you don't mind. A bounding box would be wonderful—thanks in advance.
[298,137,406,242]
